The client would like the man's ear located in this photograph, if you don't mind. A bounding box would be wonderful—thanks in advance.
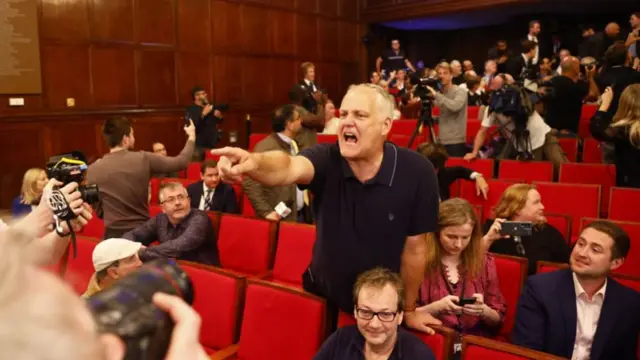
[381,117,393,137]
[610,257,625,271]
[99,333,125,360]
[106,266,119,280]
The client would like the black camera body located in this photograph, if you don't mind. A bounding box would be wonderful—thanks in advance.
[46,152,100,205]
[87,259,194,360]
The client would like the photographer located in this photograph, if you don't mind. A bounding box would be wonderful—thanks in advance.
[543,56,599,135]
[187,86,225,160]
[596,42,640,116]
[425,62,468,157]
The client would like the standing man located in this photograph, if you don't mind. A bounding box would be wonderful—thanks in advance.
[425,62,468,157]
[87,117,195,239]
[187,86,225,160]
[524,20,542,65]
[212,84,441,334]
[376,39,416,80]
[298,62,323,114]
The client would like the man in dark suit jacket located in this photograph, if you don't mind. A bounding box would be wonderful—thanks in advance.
[507,40,538,83]
[243,104,310,223]
[186,160,238,213]
[512,220,640,360]
[298,62,322,114]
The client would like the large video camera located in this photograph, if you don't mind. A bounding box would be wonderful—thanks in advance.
[87,259,194,360]
[488,84,535,160]
[46,151,100,205]
[412,76,440,106]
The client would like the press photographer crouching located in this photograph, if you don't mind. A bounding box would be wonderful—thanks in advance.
[0,184,208,360]
[464,83,567,176]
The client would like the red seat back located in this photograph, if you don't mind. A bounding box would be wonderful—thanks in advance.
[81,212,105,238]
[237,281,326,360]
[468,106,480,119]
[466,119,483,145]
[616,275,640,293]
[536,261,569,274]
[317,134,338,144]
[272,223,316,286]
[64,236,99,294]
[389,119,418,137]
[412,328,456,360]
[446,157,494,178]
[578,105,598,138]
[204,152,221,161]
[499,160,553,183]
[492,254,528,339]
[241,194,256,217]
[433,107,441,117]
[160,177,197,188]
[217,215,275,275]
[580,218,640,277]
[186,162,202,180]
[559,163,616,216]
[149,205,163,218]
[558,138,578,162]
[179,262,244,353]
[582,138,602,163]
[249,134,268,152]
[389,134,425,149]
[463,335,566,359]
[460,179,517,221]
[533,182,600,242]
[149,178,160,205]
[544,213,571,242]
[609,187,640,223]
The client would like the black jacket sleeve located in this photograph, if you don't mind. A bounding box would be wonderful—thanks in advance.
[590,110,615,142]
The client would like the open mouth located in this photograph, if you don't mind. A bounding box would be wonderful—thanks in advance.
[343,132,358,144]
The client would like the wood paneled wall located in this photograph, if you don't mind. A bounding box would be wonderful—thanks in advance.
[0,0,364,209]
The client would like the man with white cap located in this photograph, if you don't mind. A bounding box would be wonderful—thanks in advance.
[82,238,143,298]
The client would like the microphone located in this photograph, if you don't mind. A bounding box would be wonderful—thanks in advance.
[202,98,209,106]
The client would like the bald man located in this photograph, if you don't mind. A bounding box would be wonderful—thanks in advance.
[544,56,599,134]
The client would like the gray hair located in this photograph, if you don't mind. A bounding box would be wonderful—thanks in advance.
[158,182,187,203]
[346,83,395,122]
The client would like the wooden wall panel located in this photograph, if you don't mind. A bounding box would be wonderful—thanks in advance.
[90,0,135,43]
[0,0,363,209]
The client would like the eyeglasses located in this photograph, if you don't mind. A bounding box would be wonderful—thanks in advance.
[355,307,398,322]
[161,194,186,204]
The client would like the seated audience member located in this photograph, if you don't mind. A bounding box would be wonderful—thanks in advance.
[451,60,465,85]
[82,238,143,298]
[416,143,488,201]
[12,168,48,218]
[123,182,218,265]
[87,116,195,239]
[418,199,506,344]
[322,100,340,135]
[186,160,238,213]
[484,184,569,275]
[463,59,474,72]
[151,142,179,178]
[313,268,436,360]
[370,71,381,85]
[590,85,640,188]
[243,105,311,223]
[512,221,640,360]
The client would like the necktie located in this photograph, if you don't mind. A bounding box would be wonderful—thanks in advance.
[204,189,213,210]
[289,141,310,206]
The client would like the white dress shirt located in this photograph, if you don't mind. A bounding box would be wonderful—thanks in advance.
[276,133,304,211]
[528,34,539,65]
[303,79,317,92]
[198,182,215,211]
[571,273,607,360]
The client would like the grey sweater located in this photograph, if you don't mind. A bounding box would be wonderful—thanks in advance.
[434,85,468,145]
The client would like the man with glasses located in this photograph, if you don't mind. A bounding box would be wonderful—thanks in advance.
[123,182,218,265]
[313,268,435,360]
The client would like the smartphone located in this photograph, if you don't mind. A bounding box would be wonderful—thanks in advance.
[458,297,478,306]
[184,112,191,126]
[500,221,533,237]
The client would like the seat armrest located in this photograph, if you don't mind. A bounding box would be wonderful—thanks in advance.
[210,344,239,360]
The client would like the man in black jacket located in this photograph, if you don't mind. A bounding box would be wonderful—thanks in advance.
[186,160,238,213]
[186,86,225,160]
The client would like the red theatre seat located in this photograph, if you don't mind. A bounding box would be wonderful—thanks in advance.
[462,335,566,360]
[160,177,196,188]
[80,211,105,239]
[582,138,603,163]
[217,215,276,276]
[179,262,244,355]
[544,213,572,242]
[241,194,255,218]
[533,182,600,242]
[268,223,315,287]
[248,134,268,152]
[492,254,528,341]
[205,152,221,161]
[149,204,163,218]
[389,134,425,149]
[498,160,553,183]
[580,218,640,277]
[609,187,640,223]
[389,119,419,137]
[149,178,160,205]
[317,134,338,144]
[446,157,494,178]
[186,162,202,180]
[63,236,100,294]
[557,137,578,162]
[213,280,326,360]
[468,106,480,119]
[460,179,517,221]
[578,104,598,138]
[559,163,616,216]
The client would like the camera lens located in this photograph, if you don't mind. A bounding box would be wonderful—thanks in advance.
[79,184,100,204]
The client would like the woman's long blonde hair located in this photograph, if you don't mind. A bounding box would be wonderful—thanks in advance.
[611,84,640,147]
[425,198,484,279]
[20,168,46,205]
[493,183,546,226]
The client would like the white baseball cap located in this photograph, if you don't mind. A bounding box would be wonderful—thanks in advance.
[92,238,142,272]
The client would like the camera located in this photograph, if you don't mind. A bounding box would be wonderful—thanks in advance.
[87,259,194,360]
[46,151,100,205]
[202,98,229,112]
[500,221,533,237]
[412,74,440,105]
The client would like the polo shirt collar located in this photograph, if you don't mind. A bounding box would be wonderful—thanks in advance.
[341,142,398,186]
[348,327,403,359]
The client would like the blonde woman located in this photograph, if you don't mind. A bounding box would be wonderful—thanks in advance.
[590,85,640,187]
[418,198,506,341]
[12,168,48,218]
[483,184,569,275]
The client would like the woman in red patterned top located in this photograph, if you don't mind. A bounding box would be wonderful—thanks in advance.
[417,198,506,338]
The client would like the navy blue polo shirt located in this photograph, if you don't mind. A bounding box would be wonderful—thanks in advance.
[382,49,407,72]
[299,142,439,313]
[313,325,436,360]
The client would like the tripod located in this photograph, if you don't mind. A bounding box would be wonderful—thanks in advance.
[408,100,437,149]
